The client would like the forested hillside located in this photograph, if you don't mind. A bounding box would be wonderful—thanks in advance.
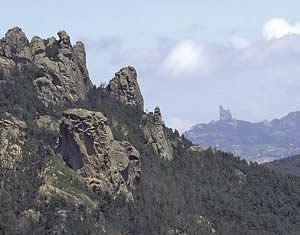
[263,155,300,176]
[0,28,300,235]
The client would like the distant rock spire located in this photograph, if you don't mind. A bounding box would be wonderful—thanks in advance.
[219,105,232,121]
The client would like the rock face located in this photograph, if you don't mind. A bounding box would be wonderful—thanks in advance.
[141,106,174,160]
[184,106,300,163]
[106,66,144,110]
[0,27,92,105]
[35,115,60,133]
[0,115,26,170]
[57,109,141,197]
[188,145,210,152]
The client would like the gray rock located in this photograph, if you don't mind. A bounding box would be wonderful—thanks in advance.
[35,115,59,133]
[57,108,141,198]
[141,106,174,160]
[107,66,144,110]
[0,27,32,60]
[0,27,93,105]
[0,115,26,170]
[219,105,232,121]
[57,30,71,50]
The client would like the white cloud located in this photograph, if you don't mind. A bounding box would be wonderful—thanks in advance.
[160,40,210,79]
[263,18,300,40]
[166,117,196,133]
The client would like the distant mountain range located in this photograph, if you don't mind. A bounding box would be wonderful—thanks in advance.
[263,154,300,176]
[184,105,300,163]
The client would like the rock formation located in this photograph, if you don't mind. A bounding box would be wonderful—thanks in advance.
[35,115,60,133]
[219,105,232,121]
[0,27,92,105]
[106,66,144,110]
[188,145,210,152]
[0,114,26,170]
[57,109,141,198]
[141,106,174,160]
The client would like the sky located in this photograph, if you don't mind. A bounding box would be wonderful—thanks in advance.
[2,1,300,132]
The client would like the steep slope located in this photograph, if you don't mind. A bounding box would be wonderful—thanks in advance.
[263,154,300,176]
[1,28,300,235]
[184,105,300,163]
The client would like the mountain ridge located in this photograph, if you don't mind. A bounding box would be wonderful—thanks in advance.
[184,106,300,163]
[263,154,300,176]
[0,27,300,234]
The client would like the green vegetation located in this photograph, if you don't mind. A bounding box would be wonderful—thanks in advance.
[0,71,300,234]
[264,154,300,176]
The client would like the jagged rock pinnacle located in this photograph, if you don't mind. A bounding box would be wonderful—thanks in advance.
[154,106,162,125]
[57,30,71,49]
[0,27,31,60]
[0,27,93,105]
[106,66,144,110]
[219,105,232,121]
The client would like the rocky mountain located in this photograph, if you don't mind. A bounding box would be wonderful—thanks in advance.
[263,154,300,176]
[1,27,300,235]
[184,105,300,163]
[0,27,92,105]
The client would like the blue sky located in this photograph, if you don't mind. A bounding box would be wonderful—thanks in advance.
[2,1,300,132]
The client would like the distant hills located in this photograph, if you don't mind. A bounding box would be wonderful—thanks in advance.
[263,154,300,176]
[184,105,300,163]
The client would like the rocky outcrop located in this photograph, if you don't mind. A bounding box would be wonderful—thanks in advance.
[57,109,141,198]
[0,27,32,61]
[35,115,60,133]
[0,114,26,170]
[106,66,144,110]
[141,106,174,160]
[0,27,92,105]
[219,105,232,121]
[188,145,210,152]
